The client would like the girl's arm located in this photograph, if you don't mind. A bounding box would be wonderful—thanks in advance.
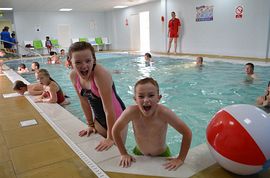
[41,82,58,103]
[70,70,95,136]
[70,70,94,125]
[28,84,44,96]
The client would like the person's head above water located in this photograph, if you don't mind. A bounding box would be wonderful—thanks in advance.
[245,63,254,75]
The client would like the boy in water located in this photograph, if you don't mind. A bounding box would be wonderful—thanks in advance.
[144,52,152,67]
[13,80,43,96]
[245,63,256,79]
[196,56,203,66]
[112,77,192,170]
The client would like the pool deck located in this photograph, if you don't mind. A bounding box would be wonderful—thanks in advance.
[1,55,270,177]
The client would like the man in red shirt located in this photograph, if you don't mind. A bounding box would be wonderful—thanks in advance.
[167,12,181,54]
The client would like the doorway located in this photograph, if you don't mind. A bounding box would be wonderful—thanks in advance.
[129,11,150,52]
[139,11,150,52]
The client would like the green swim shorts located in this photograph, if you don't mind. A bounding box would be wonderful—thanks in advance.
[133,146,171,157]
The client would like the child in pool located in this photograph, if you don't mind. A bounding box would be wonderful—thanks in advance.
[112,77,192,170]
[13,80,43,96]
[196,56,203,66]
[256,81,270,107]
[35,69,70,106]
[144,53,152,67]
[17,63,29,73]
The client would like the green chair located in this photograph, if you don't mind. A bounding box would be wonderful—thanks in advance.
[95,37,103,45]
[33,40,43,49]
[51,39,60,48]
[79,38,88,42]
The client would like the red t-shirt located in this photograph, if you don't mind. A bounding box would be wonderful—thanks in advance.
[168,18,181,38]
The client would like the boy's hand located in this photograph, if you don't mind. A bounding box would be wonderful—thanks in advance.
[95,138,114,151]
[119,154,136,168]
[163,157,184,171]
[78,126,96,137]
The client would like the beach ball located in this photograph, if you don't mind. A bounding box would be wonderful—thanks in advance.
[206,104,270,175]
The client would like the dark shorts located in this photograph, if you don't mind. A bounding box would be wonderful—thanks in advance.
[4,42,12,49]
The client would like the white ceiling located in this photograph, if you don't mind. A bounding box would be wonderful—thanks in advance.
[1,0,159,12]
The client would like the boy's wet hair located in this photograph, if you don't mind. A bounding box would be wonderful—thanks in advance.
[50,51,57,55]
[19,63,26,69]
[13,80,27,90]
[32,62,40,69]
[134,77,159,95]
[245,63,254,70]
[197,56,203,62]
[145,53,152,58]
[68,42,96,63]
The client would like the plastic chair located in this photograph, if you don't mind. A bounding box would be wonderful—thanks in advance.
[33,40,43,49]
[102,37,111,50]
[95,37,104,51]
[51,39,60,52]
[71,38,79,43]
[88,38,99,51]
[79,38,88,42]
[33,40,44,54]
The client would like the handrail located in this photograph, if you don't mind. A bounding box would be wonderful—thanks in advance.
[0,39,44,63]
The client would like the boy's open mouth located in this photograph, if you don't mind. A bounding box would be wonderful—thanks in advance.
[143,105,151,111]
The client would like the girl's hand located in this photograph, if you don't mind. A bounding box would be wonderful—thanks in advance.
[34,98,43,103]
[95,138,114,151]
[78,126,96,137]
[163,157,184,171]
[119,154,136,168]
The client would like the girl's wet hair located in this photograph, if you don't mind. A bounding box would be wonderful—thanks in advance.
[134,77,159,95]
[68,42,96,63]
[37,69,50,77]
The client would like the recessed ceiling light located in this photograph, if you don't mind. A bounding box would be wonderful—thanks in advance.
[113,6,128,9]
[59,8,72,11]
[0,8,13,11]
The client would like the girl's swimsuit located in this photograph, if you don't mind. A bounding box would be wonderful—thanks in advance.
[43,87,65,104]
[75,64,125,129]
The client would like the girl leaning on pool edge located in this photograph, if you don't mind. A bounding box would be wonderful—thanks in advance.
[69,42,127,151]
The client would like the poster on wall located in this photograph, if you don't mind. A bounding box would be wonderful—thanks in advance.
[196,5,214,22]
[235,5,243,19]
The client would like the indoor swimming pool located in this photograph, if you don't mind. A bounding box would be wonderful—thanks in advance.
[5,53,270,156]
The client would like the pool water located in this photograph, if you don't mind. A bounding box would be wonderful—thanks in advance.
[5,54,270,156]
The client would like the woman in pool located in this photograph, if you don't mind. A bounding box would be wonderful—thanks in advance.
[69,41,126,151]
[35,69,70,106]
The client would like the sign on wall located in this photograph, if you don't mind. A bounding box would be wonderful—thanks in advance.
[196,5,214,22]
[235,5,243,19]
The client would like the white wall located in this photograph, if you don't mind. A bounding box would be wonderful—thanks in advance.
[10,0,270,58]
[167,0,270,58]
[14,11,107,48]
[106,0,270,58]
[105,1,165,52]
